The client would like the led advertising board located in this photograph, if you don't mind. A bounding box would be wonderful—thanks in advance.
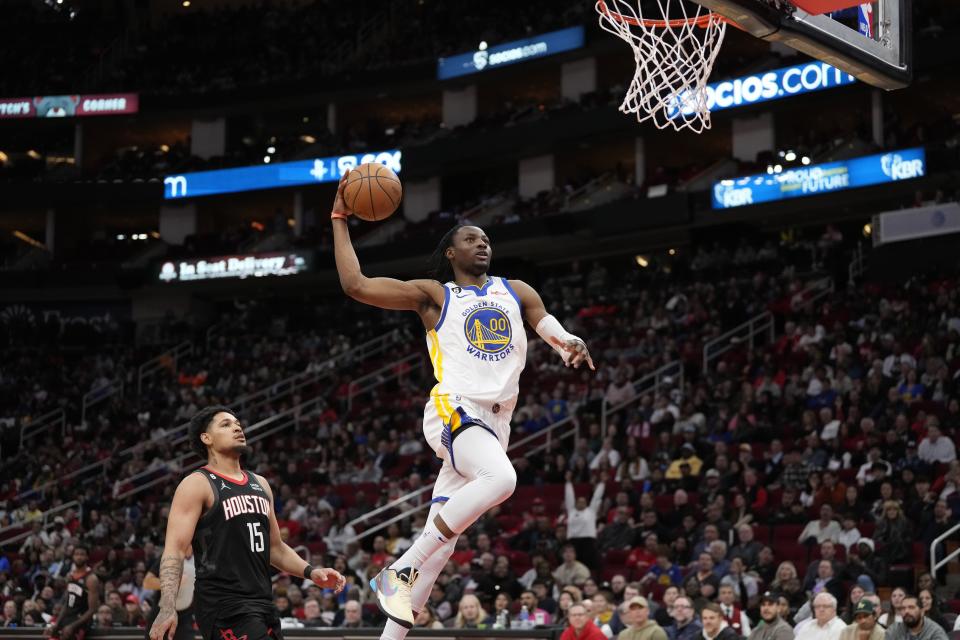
[163,150,401,200]
[437,26,585,80]
[0,93,139,119]
[712,147,925,209]
[158,252,311,283]
[671,62,855,118]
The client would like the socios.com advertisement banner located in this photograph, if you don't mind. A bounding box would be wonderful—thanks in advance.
[0,93,139,119]
[674,62,855,117]
[163,150,401,200]
[438,26,585,80]
[158,251,311,283]
[712,147,925,210]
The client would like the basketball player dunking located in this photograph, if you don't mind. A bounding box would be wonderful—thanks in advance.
[148,406,346,640]
[331,173,595,636]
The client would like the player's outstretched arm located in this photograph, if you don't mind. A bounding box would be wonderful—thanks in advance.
[255,474,346,593]
[509,279,595,370]
[330,173,443,313]
[149,474,207,640]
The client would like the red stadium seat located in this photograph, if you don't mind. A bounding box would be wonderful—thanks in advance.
[772,524,804,542]
[753,524,771,544]
[602,564,629,581]
[772,541,809,566]
[654,495,674,512]
[605,548,630,564]
[644,583,666,601]
[912,542,926,565]
[496,514,523,532]
[306,541,327,555]
[638,437,656,456]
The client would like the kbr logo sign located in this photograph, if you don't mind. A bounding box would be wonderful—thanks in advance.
[881,152,924,180]
[715,185,753,208]
[713,147,926,210]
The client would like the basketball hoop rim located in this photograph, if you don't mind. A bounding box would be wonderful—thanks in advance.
[596,0,736,29]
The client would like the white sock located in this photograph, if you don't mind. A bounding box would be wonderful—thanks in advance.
[381,618,412,640]
[381,505,458,640]
[389,522,450,571]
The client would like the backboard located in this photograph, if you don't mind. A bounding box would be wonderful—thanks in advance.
[692,0,911,89]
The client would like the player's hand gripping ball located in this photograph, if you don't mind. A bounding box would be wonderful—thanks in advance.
[340,162,402,221]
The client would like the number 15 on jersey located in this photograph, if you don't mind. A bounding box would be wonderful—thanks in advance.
[246,522,264,552]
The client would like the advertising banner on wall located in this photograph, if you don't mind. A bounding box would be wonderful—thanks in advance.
[163,149,402,200]
[873,201,960,247]
[158,252,311,283]
[0,300,130,338]
[712,147,925,209]
[0,93,139,119]
[692,62,855,116]
[438,26,585,80]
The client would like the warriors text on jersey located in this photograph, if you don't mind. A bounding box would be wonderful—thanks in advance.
[58,568,92,628]
[426,277,527,411]
[191,467,273,638]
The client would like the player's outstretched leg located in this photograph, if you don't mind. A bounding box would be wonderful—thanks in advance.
[378,503,458,640]
[373,426,516,628]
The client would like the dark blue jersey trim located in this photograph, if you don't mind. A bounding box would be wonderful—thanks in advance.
[501,277,524,317]
[434,284,451,331]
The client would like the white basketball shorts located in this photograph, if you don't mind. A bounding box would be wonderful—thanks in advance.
[422,394,515,502]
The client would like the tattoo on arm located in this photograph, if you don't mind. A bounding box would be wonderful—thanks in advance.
[158,554,184,610]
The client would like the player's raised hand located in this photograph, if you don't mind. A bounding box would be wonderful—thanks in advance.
[149,608,178,640]
[551,337,595,370]
[310,567,347,593]
[331,172,353,220]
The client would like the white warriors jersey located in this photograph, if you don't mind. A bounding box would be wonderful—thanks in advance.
[425,276,528,414]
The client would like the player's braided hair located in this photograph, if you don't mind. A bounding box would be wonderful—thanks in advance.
[427,224,463,283]
[188,404,234,460]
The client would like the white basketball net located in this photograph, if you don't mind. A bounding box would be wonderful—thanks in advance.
[596,0,727,133]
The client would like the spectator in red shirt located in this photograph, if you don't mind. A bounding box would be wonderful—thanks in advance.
[370,535,391,568]
[450,536,475,566]
[561,604,607,640]
[627,533,659,574]
[741,469,767,511]
[814,470,847,510]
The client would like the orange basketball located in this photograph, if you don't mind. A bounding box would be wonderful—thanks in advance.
[343,163,403,222]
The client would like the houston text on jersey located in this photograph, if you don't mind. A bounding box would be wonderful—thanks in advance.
[222,494,271,521]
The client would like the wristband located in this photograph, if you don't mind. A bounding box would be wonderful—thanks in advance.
[303,564,315,580]
[331,211,349,220]
[535,314,583,363]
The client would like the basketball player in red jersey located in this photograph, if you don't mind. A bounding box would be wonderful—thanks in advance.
[149,406,346,640]
[45,545,99,640]
[331,172,595,637]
